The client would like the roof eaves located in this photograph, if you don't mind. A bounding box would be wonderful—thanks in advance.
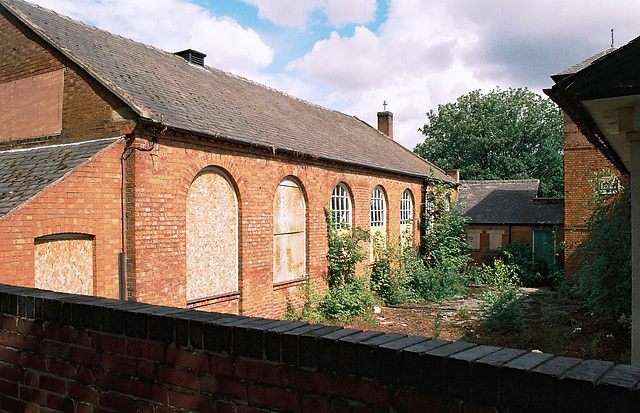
[0,0,150,120]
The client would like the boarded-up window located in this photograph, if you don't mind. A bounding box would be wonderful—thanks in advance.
[34,234,94,295]
[186,168,238,301]
[467,230,481,250]
[488,230,504,250]
[0,70,64,142]
[273,177,306,283]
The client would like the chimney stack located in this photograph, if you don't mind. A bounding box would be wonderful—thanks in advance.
[377,111,393,139]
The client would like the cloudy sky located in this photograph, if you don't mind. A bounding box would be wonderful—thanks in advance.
[31,0,640,150]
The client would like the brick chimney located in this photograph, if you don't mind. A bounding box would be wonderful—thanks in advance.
[377,111,393,139]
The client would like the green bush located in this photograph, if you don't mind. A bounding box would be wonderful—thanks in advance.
[476,259,526,335]
[492,241,561,287]
[576,184,631,319]
[318,276,375,321]
[480,288,526,334]
[370,231,415,305]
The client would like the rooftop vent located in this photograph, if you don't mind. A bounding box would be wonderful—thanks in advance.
[174,49,206,66]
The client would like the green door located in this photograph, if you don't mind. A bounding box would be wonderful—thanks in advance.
[533,230,555,263]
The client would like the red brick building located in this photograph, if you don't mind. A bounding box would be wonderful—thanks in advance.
[549,47,624,281]
[0,0,453,318]
[457,180,564,266]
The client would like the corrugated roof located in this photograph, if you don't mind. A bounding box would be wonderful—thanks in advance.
[0,0,451,182]
[0,137,121,219]
[457,180,564,225]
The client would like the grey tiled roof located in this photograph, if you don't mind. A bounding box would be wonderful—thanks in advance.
[552,47,617,80]
[0,0,451,182]
[457,180,564,225]
[0,138,121,219]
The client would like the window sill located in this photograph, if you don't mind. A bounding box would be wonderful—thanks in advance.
[273,278,304,290]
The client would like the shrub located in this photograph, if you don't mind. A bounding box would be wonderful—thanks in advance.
[370,230,416,305]
[492,241,561,287]
[576,184,631,319]
[318,276,376,321]
[476,259,527,335]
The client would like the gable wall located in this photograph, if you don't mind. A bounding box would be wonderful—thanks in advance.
[563,114,621,281]
[125,129,425,318]
[0,141,124,298]
[0,8,136,147]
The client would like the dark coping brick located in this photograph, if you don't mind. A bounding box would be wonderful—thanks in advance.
[102,307,125,335]
[317,328,362,372]
[214,316,260,354]
[335,331,385,375]
[282,324,328,365]
[298,326,343,368]
[25,296,35,319]
[175,317,189,348]
[375,335,430,383]
[232,318,272,356]
[355,333,406,378]
[17,295,27,317]
[148,314,175,344]
[397,339,450,388]
[420,341,477,394]
[263,321,308,362]
[247,320,295,360]
[530,356,582,412]
[595,364,640,412]
[133,312,150,340]
[559,360,615,413]
[34,297,43,320]
[445,345,501,399]
[472,347,527,405]
[500,352,554,410]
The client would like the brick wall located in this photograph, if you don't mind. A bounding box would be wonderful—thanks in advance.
[1,284,639,413]
[0,141,124,299]
[467,224,564,266]
[125,129,425,318]
[0,8,136,149]
[563,114,621,280]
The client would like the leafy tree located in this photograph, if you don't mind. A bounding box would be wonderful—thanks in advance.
[414,88,564,197]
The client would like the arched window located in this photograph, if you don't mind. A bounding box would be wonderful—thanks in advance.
[400,189,413,225]
[331,183,352,227]
[370,186,386,227]
[273,177,306,283]
[186,168,238,302]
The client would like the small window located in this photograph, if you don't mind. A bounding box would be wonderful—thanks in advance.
[425,198,435,230]
[331,183,352,227]
[400,189,413,224]
[488,230,504,250]
[467,230,481,250]
[370,186,386,227]
[597,175,620,195]
[35,233,94,295]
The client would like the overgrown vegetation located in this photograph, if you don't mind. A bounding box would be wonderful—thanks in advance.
[474,260,527,335]
[489,240,562,287]
[287,185,473,322]
[575,175,631,320]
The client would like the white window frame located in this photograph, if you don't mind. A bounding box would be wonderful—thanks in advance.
[331,183,352,227]
[400,189,413,225]
[370,186,386,227]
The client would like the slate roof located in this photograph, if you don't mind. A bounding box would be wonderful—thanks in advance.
[457,180,564,225]
[552,47,617,81]
[0,0,451,182]
[0,137,121,219]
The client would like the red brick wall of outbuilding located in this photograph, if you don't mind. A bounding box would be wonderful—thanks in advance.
[0,141,124,298]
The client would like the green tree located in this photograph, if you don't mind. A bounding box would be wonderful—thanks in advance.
[414,88,564,197]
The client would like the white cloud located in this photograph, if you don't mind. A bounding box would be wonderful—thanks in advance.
[242,0,322,27]
[286,26,382,90]
[324,0,377,26]
[32,0,274,76]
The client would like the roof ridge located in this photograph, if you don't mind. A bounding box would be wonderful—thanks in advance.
[0,136,123,154]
